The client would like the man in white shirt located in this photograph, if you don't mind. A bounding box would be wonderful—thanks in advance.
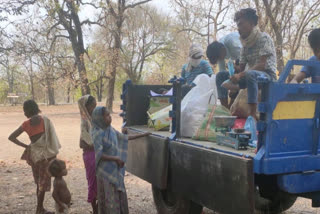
[207,32,242,108]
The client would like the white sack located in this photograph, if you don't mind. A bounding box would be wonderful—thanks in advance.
[180,74,218,137]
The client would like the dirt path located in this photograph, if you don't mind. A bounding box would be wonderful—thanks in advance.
[0,104,319,214]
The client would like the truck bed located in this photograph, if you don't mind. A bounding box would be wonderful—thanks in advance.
[129,125,256,158]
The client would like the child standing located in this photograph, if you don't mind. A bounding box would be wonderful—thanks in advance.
[291,28,320,83]
[8,100,61,214]
[91,106,150,214]
[48,159,71,214]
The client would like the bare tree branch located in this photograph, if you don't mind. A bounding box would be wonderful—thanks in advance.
[124,0,152,10]
[177,28,208,37]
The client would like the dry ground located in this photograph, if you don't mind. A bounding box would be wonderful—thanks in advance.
[0,103,319,214]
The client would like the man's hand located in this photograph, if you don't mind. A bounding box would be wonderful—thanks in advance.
[234,64,241,73]
[230,73,241,83]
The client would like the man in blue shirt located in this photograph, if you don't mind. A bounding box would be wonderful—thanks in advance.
[207,33,242,108]
[291,28,320,83]
[181,44,213,86]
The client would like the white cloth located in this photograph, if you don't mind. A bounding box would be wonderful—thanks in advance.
[30,116,61,163]
[189,43,204,58]
[240,26,261,48]
[186,44,204,72]
[78,95,93,146]
[189,58,202,67]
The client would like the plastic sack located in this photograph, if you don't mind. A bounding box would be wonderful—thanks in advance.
[192,105,231,142]
[148,105,171,131]
[147,96,171,128]
[181,74,218,137]
[230,89,260,119]
[244,116,257,147]
[148,96,171,114]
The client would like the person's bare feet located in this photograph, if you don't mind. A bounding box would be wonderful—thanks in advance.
[36,208,54,214]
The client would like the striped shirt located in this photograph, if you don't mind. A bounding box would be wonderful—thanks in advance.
[181,60,213,85]
[240,32,277,80]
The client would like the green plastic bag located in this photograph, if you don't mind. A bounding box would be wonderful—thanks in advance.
[148,105,172,131]
[148,96,171,114]
[148,96,171,129]
[192,105,231,142]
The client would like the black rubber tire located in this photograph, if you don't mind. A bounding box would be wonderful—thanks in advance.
[254,187,297,214]
[152,185,203,214]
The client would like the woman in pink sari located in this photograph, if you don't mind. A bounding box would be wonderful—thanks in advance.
[78,95,98,214]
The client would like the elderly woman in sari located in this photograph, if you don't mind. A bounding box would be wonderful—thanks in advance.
[8,100,61,214]
[91,106,149,214]
[78,95,98,214]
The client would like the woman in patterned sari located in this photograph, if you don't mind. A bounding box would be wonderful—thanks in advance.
[91,106,149,214]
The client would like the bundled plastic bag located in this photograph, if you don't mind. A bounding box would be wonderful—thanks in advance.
[148,105,172,131]
[192,105,231,142]
[148,96,171,114]
[181,74,218,137]
[147,96,171,128]
[230,89,260,119]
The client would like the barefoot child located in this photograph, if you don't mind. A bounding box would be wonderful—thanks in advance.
[8,100,61,214]
[91,106,150,214]
[48,159,71,214]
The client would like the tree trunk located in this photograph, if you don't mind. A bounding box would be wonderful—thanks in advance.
[7,68,14,106]
[76,53,90,95]
[106,32,121,112]
[7,67,14,94]
[262,0,284,73]
[275,36,284,73]
[46,72,55,105]
[30,76,35,100]
[48,85,55,105]
[29,59,35,100]
[55,0,91,96]
[106,50,118,112]
[67,84,71,103]
[98,77,103,102]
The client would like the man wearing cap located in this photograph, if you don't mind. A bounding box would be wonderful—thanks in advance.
[181,44,213,86]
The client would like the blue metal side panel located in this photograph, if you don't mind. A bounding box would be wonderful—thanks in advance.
[278,172,320,194]
[268,119,314,156]
[254,60,320,175]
